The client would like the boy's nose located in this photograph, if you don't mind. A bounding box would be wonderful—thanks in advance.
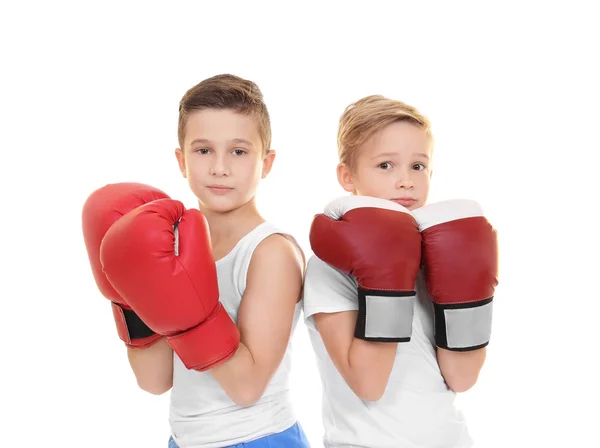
[396,172,415,190]
[210,155,230,176]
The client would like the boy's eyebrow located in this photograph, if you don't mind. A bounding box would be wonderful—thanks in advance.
[190,138,211,146]
[372,152,430,159]
[189,138,254,147]
[232,138,254,147]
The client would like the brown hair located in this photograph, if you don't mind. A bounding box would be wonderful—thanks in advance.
[338,95,433,169]
[178,74,271,155]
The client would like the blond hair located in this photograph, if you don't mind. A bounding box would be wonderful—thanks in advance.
[338,95,433,169]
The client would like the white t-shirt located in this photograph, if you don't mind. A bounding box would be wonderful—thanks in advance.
[169,222,302,448]
[303,255,473,448]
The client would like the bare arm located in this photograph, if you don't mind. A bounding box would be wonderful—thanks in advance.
[314,311,397,401]
[210,234,303,407]
[437,347,486,392]
[127,338,173,395]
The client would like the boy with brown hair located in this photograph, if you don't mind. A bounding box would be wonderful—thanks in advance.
[303,95,498,447]
[82,74,311,447]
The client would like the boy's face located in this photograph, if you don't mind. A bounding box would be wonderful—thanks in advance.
[176,109,274,213]
[337,121,432,210]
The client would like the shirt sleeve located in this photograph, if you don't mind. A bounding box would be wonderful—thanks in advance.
[302,255,359,320]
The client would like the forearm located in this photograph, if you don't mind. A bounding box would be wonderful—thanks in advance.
[127,338,174,395]
[315,310,398,401]
[345,339,397,400]
[437,347,486,392]
[210,342,267,407]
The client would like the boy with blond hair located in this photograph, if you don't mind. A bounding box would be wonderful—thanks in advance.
[303,95,498,447]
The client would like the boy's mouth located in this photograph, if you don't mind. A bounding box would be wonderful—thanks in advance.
[391,197,417,208]
[207,185,234,194]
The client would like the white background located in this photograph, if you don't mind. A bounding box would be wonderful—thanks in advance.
[1,1,598,447]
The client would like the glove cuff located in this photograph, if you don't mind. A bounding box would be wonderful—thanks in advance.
[433,297,493,351]
[111,302,162,349]
[354,288,415,342]
[168,302,240,371]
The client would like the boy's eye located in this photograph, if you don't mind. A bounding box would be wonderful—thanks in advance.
[412,163,426,171]
[232,148,246,156]
[196,148,210,154]
[378,162,392,169]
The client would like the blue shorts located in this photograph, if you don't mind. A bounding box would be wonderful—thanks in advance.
[168,421,310,447]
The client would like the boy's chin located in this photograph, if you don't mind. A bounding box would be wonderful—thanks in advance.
[198,196,247,214]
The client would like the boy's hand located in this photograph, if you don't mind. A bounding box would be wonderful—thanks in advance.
[100,198,240,371]
[412,199,498,351]
[310,195,422,342]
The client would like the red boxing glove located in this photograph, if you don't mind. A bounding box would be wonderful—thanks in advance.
[82,182,169,349]
[412,199,499,351]
[310,196,422,342]
[100,198,240,371]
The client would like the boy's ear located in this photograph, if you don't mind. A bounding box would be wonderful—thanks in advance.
[337,162,355,193]
[175,148,187,178]
[261,149,276,179]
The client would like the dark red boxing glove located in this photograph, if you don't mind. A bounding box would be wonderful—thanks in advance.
[100,198,240,371]
[412,199,499,351]
[310,196,422,342]
[82,182,169,349]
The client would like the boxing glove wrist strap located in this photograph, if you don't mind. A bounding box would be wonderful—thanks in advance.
[433,297,493,351]
[111,302,156,340]
[167,302,240,371]
[354,288,415,342]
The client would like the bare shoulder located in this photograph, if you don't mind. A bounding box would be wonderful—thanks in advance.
[250,233,305,274]
[244,233,304,305]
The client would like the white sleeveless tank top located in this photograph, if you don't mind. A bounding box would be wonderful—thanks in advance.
[169,222,302,448]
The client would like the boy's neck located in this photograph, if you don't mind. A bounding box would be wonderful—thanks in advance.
[199,197,265,260]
